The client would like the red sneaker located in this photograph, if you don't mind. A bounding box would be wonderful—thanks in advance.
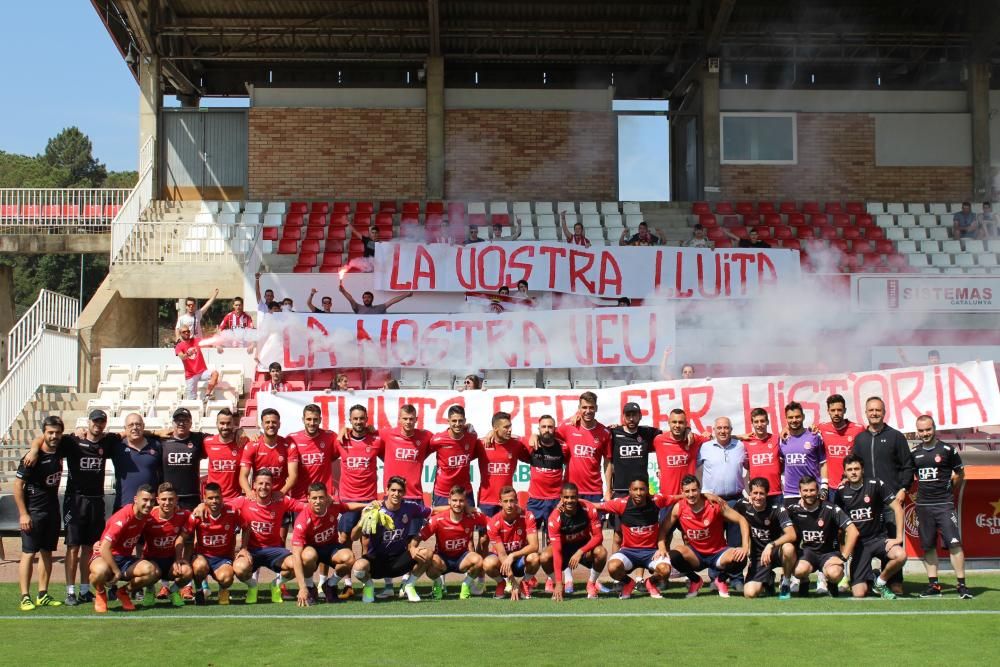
[156,585,170,600]
[94,589,108,613]
[645,577,663,599]
[494,580,507,599]
[180,584,195,601]
[686,578,705,599]
[715,578,731,598]
[116,587,136,611]
[620,579,637,599]
[586,581,599,599]
[544,579,555,593]
[519,579,533,599]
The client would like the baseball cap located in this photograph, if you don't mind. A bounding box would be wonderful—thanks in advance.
[172,407,192,420]
[89,409,108,421]
[623,402,642,414]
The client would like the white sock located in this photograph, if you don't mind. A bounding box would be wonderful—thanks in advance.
[273,574,284,586]
[317,574,327,587]
[66,584,76,595]
[563,567,573,582]
[352,570,367,583]
[437,576,446,587]
[80,584,90,594]
[817,572,827,584]
[201,581,210,591]
[250,571,259,584]
[875,576,887,587]
[403,574,417,587]
[476,574,485,582]
[782,576,790,585]
[462,574,473,586]
[589,568,600,583]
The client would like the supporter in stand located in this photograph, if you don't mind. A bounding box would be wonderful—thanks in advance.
[307,289,333,313]
[560,212,592,247]
[682,224,714,248]
[261,362,290,393]
[463,226,486,245]
[174,289,218,340]
[383,379,400,390]
[219,297,254,331]
[339,285,413,314]
[491,218,522,241]
[281,298,295,312]
[254,273,275,313]
[976,202,996,239]
[459,375,482,391]
[350,224,379,258]
[724,227,771,248]
[618,222,664,246]
[332,374,353,392]
[952,201,977,240]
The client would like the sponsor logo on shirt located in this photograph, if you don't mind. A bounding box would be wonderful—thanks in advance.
[167,452,195,465]
[211,460,237,472]
[345,457,372,469]
[44,472,62,486]
[152,536,175,549]
[827,445,851,457]
[849,507,873,522]
[785,453,809,465]
[313,526,339,543]
[444,538,469,551]
[395,448,420,462]
[202,534,229,547]
[382,527,405,543]
[664,454,689,466]
[750,527,771,541]
[486,462,511,474]
[573,444,598,458]
[630,524,656,536]
[79,457,103,470]
[249,521,273,535]
[446,455,470,468]
[618,445,645,458]
[801,530,824,543]
[750,453,775,465]
[685,528,710,540]
[918,467,940,481]
[300,453,325,466]
[123,536,139,548]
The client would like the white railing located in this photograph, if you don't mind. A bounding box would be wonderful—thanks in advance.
[7,289,80,368]
[0,330,78,443]
[113,222,261,265]
[110,135,156,263]
[0,188,131,231]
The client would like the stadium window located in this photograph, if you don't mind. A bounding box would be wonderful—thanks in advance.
[543,72,548,84]
[406,71,411,84]
[614,99,670,201]
[474,71,479,85]
[720,112,797,165]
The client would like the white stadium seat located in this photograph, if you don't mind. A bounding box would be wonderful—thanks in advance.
[512,201,532,215]
[600,202,620,215]
[977,253,998,267]
[896,240,917,254]
[875,214,895,228]
[579,202,598,215]
[954,254,975,267]
[425,370,453,389]
[398,368,426,389]
[581,214,601,227]
[907,203,926,214]
[928,227,950,241]
[265,202,287,214]
[896,214,916,227]
[198,201,220,214]
[557,201,576,214]
[536,226,560,241]
[917,214,939,227]
[907,227,928,241]
[105,364,132,385]
[489,201,509,215]
[243,201,263,214]
[930,253,952,267]
[467,202,486,215]
[917,241,940,253]
[534,201,554,215]
[263,213,282,227]
[906,254,929,268]
[886,228,906,241]
[622,202,642,215]
[544,368,572,389]
[220,201,240,214]
[940,240,962,254]
[866,202,885,214]
[886,203,905,214]
[510,370,538,388]
[928,203,948,214]
[964,240,985,253]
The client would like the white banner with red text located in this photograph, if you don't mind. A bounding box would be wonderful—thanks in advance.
[374,241,801,299]
[254,306,675,371]
[851,275,999,312]
[258,360,1000,436]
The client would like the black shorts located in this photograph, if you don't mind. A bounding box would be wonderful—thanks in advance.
[313,543,346,567]
[746,555,777,584]
[21,508,60,553]
[917,504,961,551]
[151,557,179,580]
[63,494,106,547]
[369,550,416,579]
[850,537,889,586]
[796,547,840,572]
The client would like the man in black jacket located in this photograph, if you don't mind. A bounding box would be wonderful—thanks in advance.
[852,396,914,595]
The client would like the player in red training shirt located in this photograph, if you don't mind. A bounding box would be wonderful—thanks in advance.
[662,474,750,599]
[652,408,707,501]
[379,403,433,503]
[816,394,865,490]
[139,483,193,608]
[429,405,483,507]
[290,484,370,606]
[555,392,612,504]
[288,403,339,500]
[540,483,607,601]
[203,409,246,500]
[421,486,488,600]
[599,478,673,599]
[483,486,540,600]
[88,485,159,613]
[740,408,784,508]
[240,408,299,496]
[188,482,239,605]
[219,470,307,604]
[477,412,530,517]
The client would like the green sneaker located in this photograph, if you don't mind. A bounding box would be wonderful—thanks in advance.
[432,581,444,600]
[873,581,896,600]
[19,595,35,612]
[403,583,421,603]
[459,582,472,600]
[142,587,157,608]
[362,581,375,603]
[35,593,62,607]
[170,590,185,607]
[270,583,283,604]
[245,586,258,605]
[778,582,791,600]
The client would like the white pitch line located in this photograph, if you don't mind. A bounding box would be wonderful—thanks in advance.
[0,610,997,621]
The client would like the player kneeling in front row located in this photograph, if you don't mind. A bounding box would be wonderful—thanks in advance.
[786,475,858,597]
[836,454,906,600]
[540,483,606,600]
[88,485,160,612]
[420,486,487,600]
[352,476,432,603]
[662,475,750,598]
[484,486,541,600]
[189,483,239,605]
[140,483,194,608]
[291,484,370,606]
[734,478,797,599]
[599,478,673,599]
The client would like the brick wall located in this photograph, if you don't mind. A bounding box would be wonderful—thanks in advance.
[248,108,426,199]
[445,110,617,200]
[721,113,973,202]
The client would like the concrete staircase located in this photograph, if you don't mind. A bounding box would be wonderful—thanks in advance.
[637,202,696,246]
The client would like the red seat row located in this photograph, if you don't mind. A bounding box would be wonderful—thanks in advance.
[692,201,865,216]
[0,204,121,218]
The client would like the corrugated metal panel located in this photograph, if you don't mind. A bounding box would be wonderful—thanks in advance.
[163,112,203,188]
[203,111,248,189]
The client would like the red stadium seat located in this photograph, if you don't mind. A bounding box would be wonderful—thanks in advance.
[839,255,859,272]
[321,252,343,267]
[447,202,466,218]
[290,202,308,214]
[773,226,794,240]
[801,202,820,214]
[819,226,839,240]
[692,202,711,215]
[376,212,393,226]
[378,200,397,213]
[699,214,718,227]
[376,223,394,238]
[355,202,374,214]
[742,214,761,226]
[796,227,814,240]
[491,214,510,227]
[281,226,302,240]
[82,204,103,218]
[262,227,279,241]
[348,239,365,255]
[301,239,320,253]
[721,215,740,227]
[468,213,488,226]
[333,201,351,214]
[755,227,773,241]
[866,226,885,240]
[809,213,828,226]
[310,202,329,214]
[845,202,865,215]
[277,239,298,254]
[307,213,326,227]
[402,201,420,214]
[859,252,883,270]
[758,202,776,215]
[735,202,756,215]
[887,254,908,271]
[842,227,862,240]
[401,212,418,224]
[714,238,733,248]
[62,205,80,218]
[318,264,342,273]
[297,252,318,267]
[875,239,895,254]
[103,204,121,218]
[364,369,392,389]
[779,201,798,214]
[305,226,325,240]
[853,240,875,254]
[763,213,782,227]
[730,225,748,238]
[426,201,445,214]
[327,227,347,241]
[400,222,420,238]
[856,214,874,228]
[831,214,851,227]
[714,202,734,215]
[330,214,349,228]
[831,239,849,253]
[707,227,727,241]
[781,239,801,250]
[284,213,304,227]
[824,202,843,214]
[787,213,805,226]
[324,238,344,254]
[293,265,314,274]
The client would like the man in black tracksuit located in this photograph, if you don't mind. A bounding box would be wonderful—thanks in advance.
[852,396,914,594]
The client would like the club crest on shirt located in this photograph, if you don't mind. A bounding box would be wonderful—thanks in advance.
[703,518,710,526]
[817,519,825,527]
[847,436,854,443]
[764,519,770,526]
[188,443,194,449]
[97,448,104,455]
[279,456,285,463]
[507,452,512,460]
[864,496,870,503]
[935,455,942,463]
[402,514,409,524]
[804,443,811,450]
[516,528,523,536]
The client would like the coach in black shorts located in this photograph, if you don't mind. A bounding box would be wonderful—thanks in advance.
[787,475,858,597]
[608,403,659,530]
[734,478,796,599]
[159,407,207,512]
[14,416,66,611]
[910,415,972,599]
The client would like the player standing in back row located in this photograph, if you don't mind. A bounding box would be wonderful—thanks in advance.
[910,415,972,599]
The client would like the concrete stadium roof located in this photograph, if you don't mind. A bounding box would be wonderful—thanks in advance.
[94,0,1000,98]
